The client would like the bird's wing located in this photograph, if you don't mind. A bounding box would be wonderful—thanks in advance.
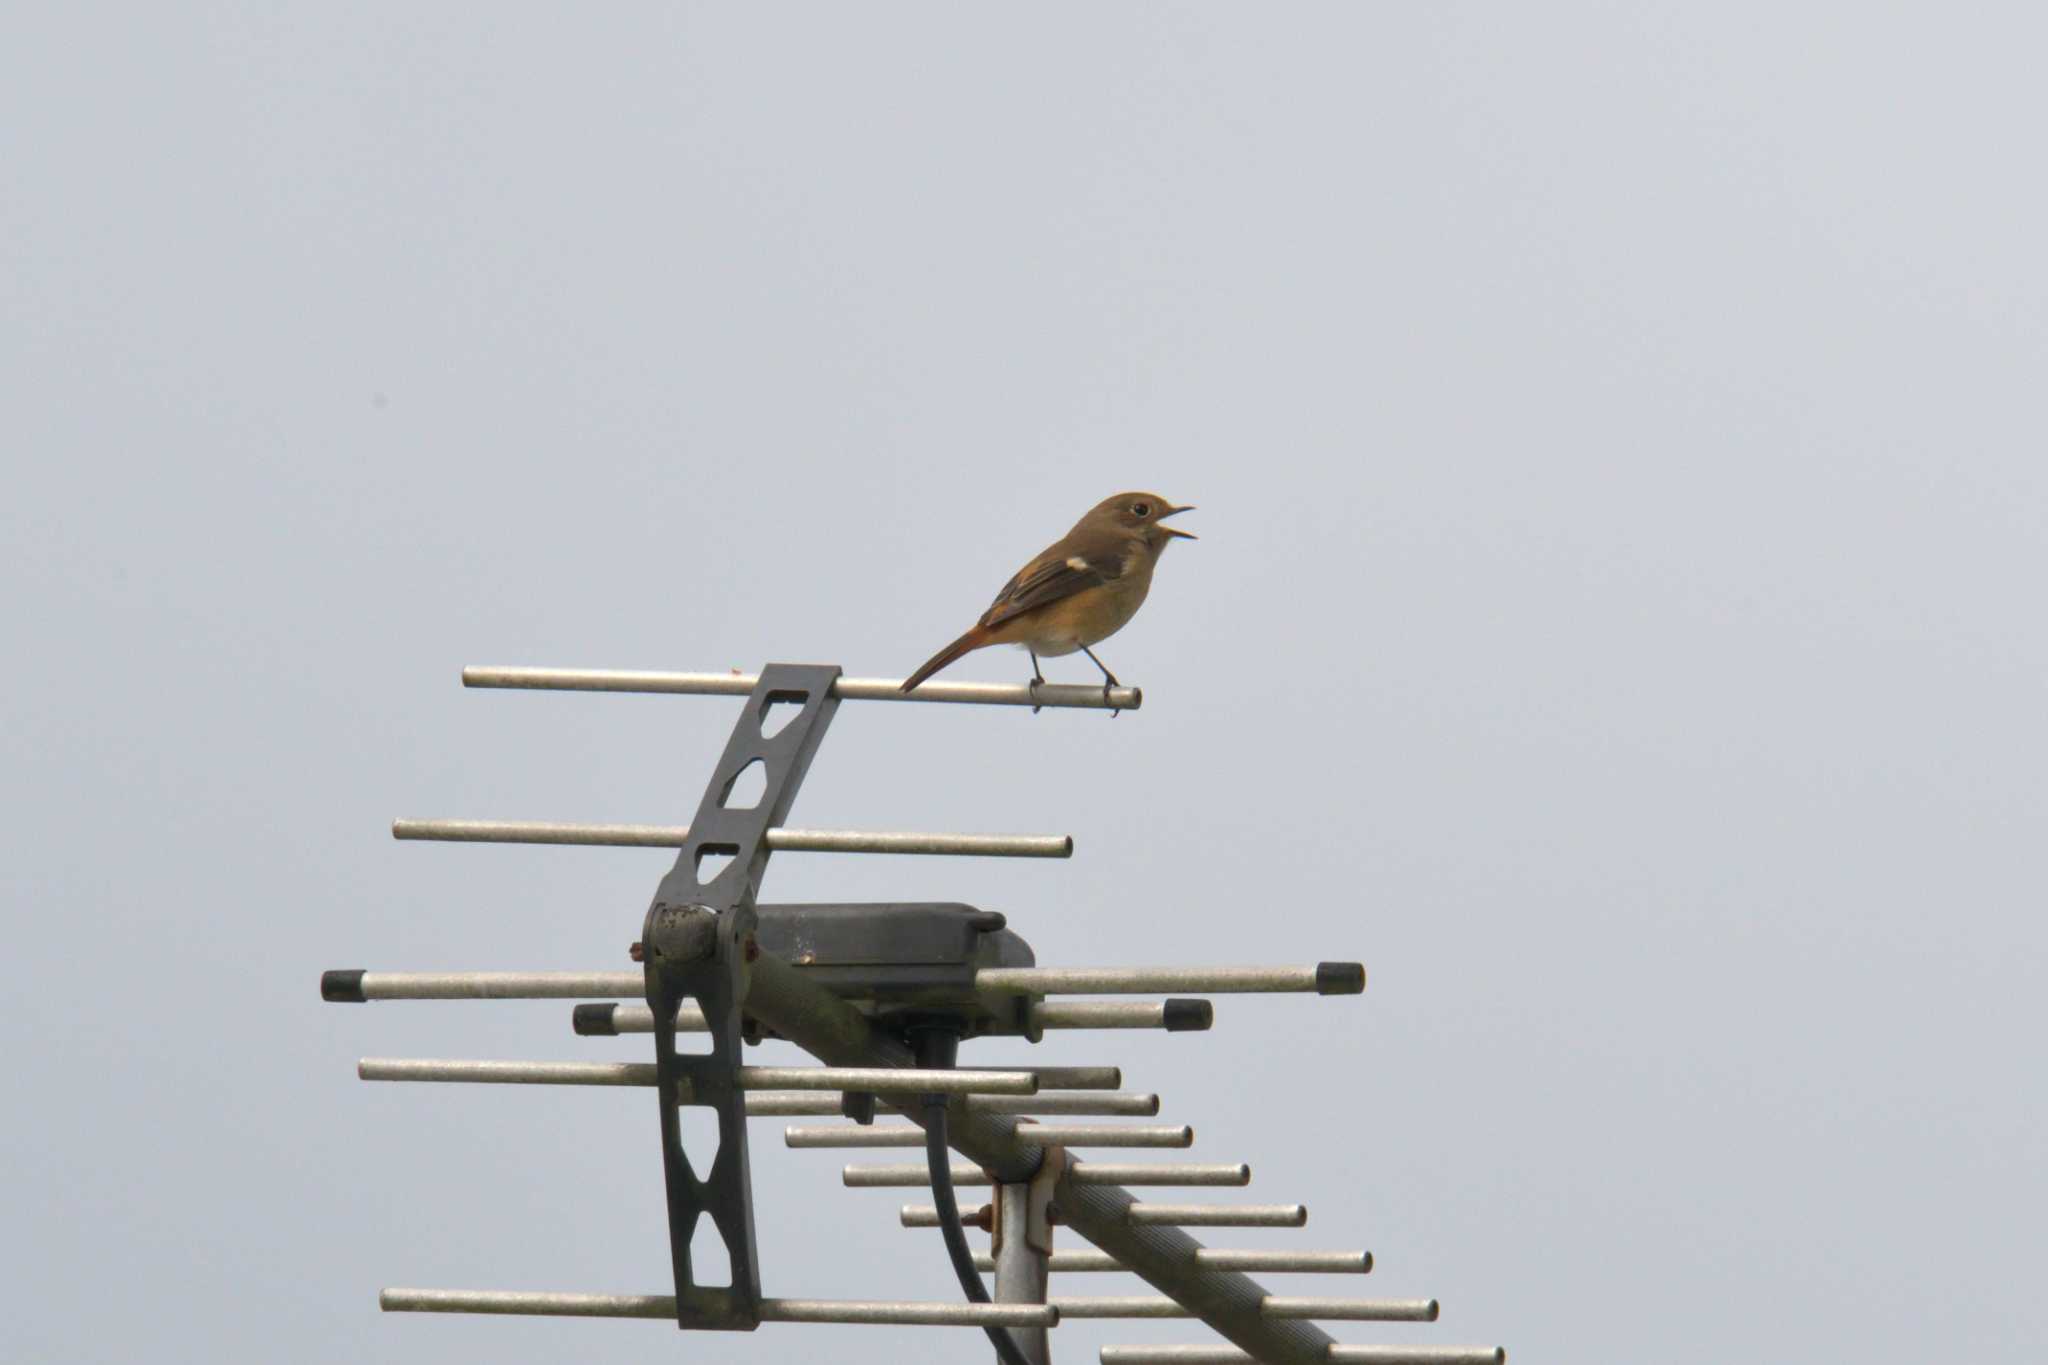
[978,532,1128,630]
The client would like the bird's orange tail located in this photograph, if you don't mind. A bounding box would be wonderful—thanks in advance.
[900,625,993,692]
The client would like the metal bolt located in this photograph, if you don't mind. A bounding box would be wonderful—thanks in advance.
[628,942,645,963]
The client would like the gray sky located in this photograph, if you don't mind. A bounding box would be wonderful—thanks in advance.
[4,5,2044,1362]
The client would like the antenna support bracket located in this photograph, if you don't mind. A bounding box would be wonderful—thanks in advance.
[641,663,843,1329]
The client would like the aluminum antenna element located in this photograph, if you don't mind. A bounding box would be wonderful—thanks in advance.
[640,663,842,1330]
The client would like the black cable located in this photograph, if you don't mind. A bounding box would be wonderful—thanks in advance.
[924,1091,1033,1365]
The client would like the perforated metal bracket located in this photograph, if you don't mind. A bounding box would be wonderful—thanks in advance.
[641,664,843,1330]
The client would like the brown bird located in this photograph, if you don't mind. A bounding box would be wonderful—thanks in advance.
[899,492,1195,710]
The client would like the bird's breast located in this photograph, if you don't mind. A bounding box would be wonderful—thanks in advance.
[1012,561,1153,652]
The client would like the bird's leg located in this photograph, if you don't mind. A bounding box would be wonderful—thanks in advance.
[1028,651,1045,715]
[1080,645,1122,718]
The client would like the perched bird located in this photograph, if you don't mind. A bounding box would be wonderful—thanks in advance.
[899,492,1195,709]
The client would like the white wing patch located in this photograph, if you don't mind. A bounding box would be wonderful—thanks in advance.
[1066,556,1090,572]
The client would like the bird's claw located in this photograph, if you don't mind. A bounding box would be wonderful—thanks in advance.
[1078,645,1122,716]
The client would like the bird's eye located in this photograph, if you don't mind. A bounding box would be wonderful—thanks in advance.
[1132,502,1152,517]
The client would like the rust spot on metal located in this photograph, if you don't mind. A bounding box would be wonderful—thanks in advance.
[628,941,645,963]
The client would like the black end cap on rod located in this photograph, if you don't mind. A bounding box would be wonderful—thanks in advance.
[572,1003,620,1036]
[1316,961,1366,995]
[321,970,367,1003]
[1162,998,1213,1031]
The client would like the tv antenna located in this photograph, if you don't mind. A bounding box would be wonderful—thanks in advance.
[323,662,1508,1364]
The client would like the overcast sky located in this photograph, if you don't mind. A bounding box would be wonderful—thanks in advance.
[5,5,2044,1363]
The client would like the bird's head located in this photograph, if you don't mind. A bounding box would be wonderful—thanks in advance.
[1086,492,1197,549]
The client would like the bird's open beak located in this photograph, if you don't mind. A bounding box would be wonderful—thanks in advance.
[1159,504,1197,540]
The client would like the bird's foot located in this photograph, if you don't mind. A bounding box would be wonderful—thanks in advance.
[1028,675,1046,715]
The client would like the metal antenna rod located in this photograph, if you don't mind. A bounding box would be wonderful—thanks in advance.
[1100,1349,1504,1365]
[586,999,1212,1035]
[380,1288,1056,1327]
[744,1092,1160,1118]
[787,1124,1194,1150]
[900,1204,1307,1229]
[355,1058,1040,1095]
[975,964,1364,995]
[971,1250,1374,1274]
[462,664,1142,712]
[1130,1204,1307,1227]
[329,965,1319,1004]
[846,1162,1249,1188]
[963,1093,1157,1115]
[393,818,1071,858]
[1048,1297,1438,1322]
